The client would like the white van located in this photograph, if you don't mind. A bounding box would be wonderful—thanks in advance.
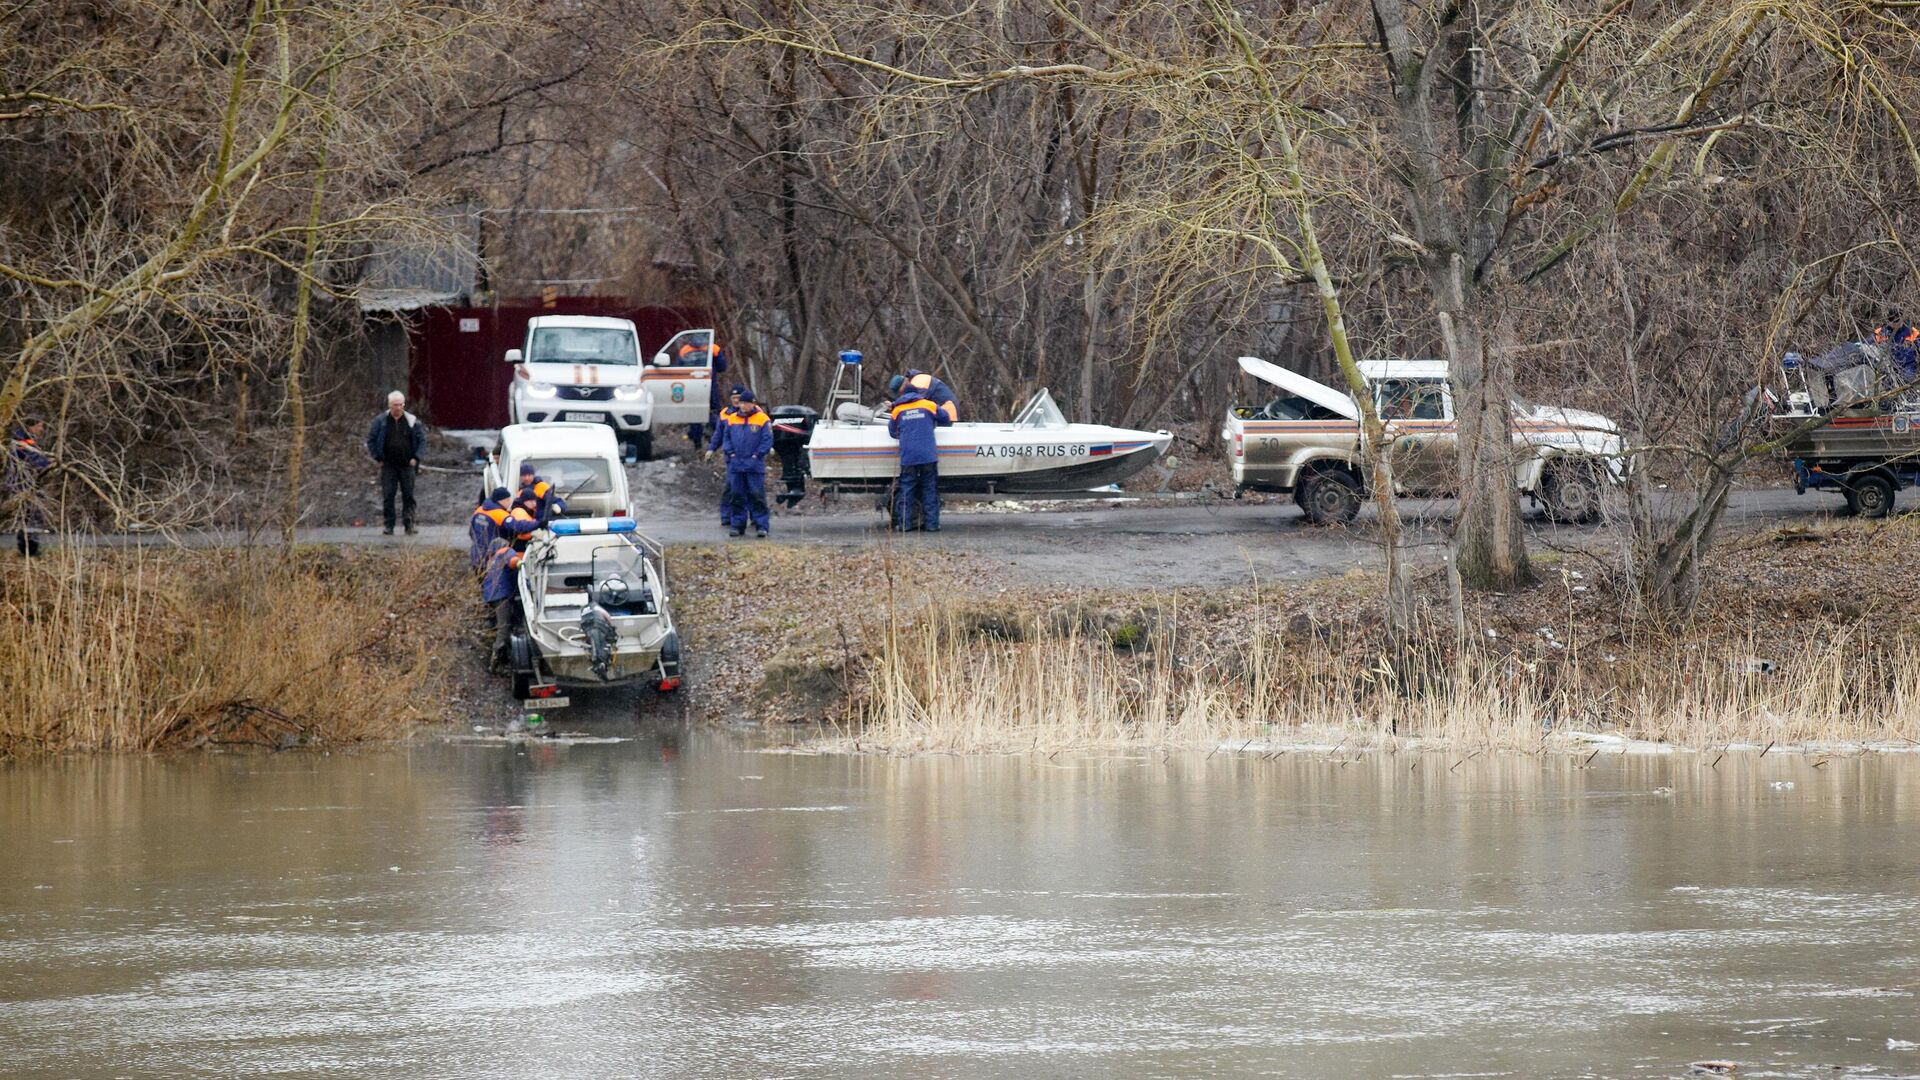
[482,423,633,519]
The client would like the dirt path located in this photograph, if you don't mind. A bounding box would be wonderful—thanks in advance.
[87,459,1846,590]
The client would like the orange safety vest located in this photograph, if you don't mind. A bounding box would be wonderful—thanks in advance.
[890,398,939,420]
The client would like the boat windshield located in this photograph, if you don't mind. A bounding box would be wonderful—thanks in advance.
[527,327,638,366]
[1013,388,1068,428]
[525,456,614,495]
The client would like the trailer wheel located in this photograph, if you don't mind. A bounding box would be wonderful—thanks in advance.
[1299,470,1362,525]
[1540,461,1604,525]
[1850,474,1896,519]
[509,631,537,700]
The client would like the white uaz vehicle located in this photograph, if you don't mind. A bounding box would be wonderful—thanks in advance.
[1223,355,1625,525]
[506,315,656,459]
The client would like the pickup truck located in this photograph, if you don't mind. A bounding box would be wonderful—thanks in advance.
[1222,355,1625,524]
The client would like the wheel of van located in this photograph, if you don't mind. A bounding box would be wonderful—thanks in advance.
[1540,461,1604,525]
[1849,474,1895,519]
[1299,471,1362,525]
[627,432,653,462]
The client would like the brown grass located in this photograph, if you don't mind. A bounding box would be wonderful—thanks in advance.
[0,546,467,757]
[846,569,1920,755]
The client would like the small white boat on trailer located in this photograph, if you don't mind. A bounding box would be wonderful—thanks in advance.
[788,355,1173,496]
[508,517,682,705]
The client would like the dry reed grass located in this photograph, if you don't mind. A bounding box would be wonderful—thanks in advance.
[0,545,465,756]
[848,600,1920,755]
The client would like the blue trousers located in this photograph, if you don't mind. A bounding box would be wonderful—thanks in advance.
[896,462,939,530]
[727,467,769,531]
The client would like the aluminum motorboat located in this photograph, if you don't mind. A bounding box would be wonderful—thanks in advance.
[771,354,1173,497]
[506,516,682,705]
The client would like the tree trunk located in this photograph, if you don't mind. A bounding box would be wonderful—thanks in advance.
[1435,269,1532,590]
[283,69,337,548]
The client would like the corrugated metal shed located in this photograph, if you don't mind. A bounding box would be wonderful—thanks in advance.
[356,205,480,312]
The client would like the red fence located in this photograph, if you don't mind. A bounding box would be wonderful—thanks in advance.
[404,298,709,428]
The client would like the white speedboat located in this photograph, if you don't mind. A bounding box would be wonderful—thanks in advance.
[775,359,1172,496]
[507,517,682,704]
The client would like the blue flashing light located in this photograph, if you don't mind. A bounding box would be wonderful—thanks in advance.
[838,349,864,366]
[549,517,637,536]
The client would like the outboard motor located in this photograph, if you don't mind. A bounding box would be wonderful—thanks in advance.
[580,604,618,681]
[769,404,818,508]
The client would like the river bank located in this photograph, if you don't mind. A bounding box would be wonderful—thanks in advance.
[6,509,1916,758]
[702,515,1920,755]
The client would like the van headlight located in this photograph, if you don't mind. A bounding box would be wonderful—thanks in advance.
[524,382,557,399]
[614,384,645,401]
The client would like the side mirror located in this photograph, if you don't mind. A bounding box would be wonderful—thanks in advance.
[652,352,670,367]
[505,348,523,364]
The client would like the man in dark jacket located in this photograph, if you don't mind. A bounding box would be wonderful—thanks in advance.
[7,417,51,556]
[888,370,960,422]
[888,390,952,531]
[365,391,426,535]
[468,486,513,570]
[705,384,745,530]
[717,389,773,538]
[480,537,523,671]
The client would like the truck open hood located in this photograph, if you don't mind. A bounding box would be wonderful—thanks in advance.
[1236,356,1358,420]
[1518,401,1617,434]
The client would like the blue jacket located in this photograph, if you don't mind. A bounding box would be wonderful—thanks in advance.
[706,406,738,451]
[707,350,730,411]
[518,479,566,523]
[468,499,511,569]
[905,371,959,422]
[7,429,50,493]
[888,393,950,467]
[480,540,521,604]
[717,406,772,470]
[365,410,426,464]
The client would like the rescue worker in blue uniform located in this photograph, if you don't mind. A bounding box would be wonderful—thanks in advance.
[480,537,524,671]
[717,389,773,537]
[888,370,960,422]
[687,339,729,446]
[1876,311,1919,380]
[468,486,513,570]
[705,384,746,530]
[888,389,951,531]
[8,418,51,557]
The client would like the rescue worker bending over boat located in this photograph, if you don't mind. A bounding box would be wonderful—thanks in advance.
[705,384,746,531]
[468,486,513,570]
[1876,311,1919,380]
[889,390,951,532]
[889,370,959,423]
[716,389,772,538]
[480,537,524,672]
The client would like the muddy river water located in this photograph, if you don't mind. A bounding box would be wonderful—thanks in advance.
[4,732,1920,1079]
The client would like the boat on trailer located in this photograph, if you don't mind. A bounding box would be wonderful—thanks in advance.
[772,353,1173,497]
[507,517,682,706]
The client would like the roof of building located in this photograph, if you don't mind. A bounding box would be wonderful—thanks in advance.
[357,205,481,313]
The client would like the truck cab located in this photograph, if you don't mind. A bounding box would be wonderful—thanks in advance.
[1223,355,1624,524]
[506,315,654,459]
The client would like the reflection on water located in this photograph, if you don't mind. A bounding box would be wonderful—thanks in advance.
[5,734,1920,1078]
